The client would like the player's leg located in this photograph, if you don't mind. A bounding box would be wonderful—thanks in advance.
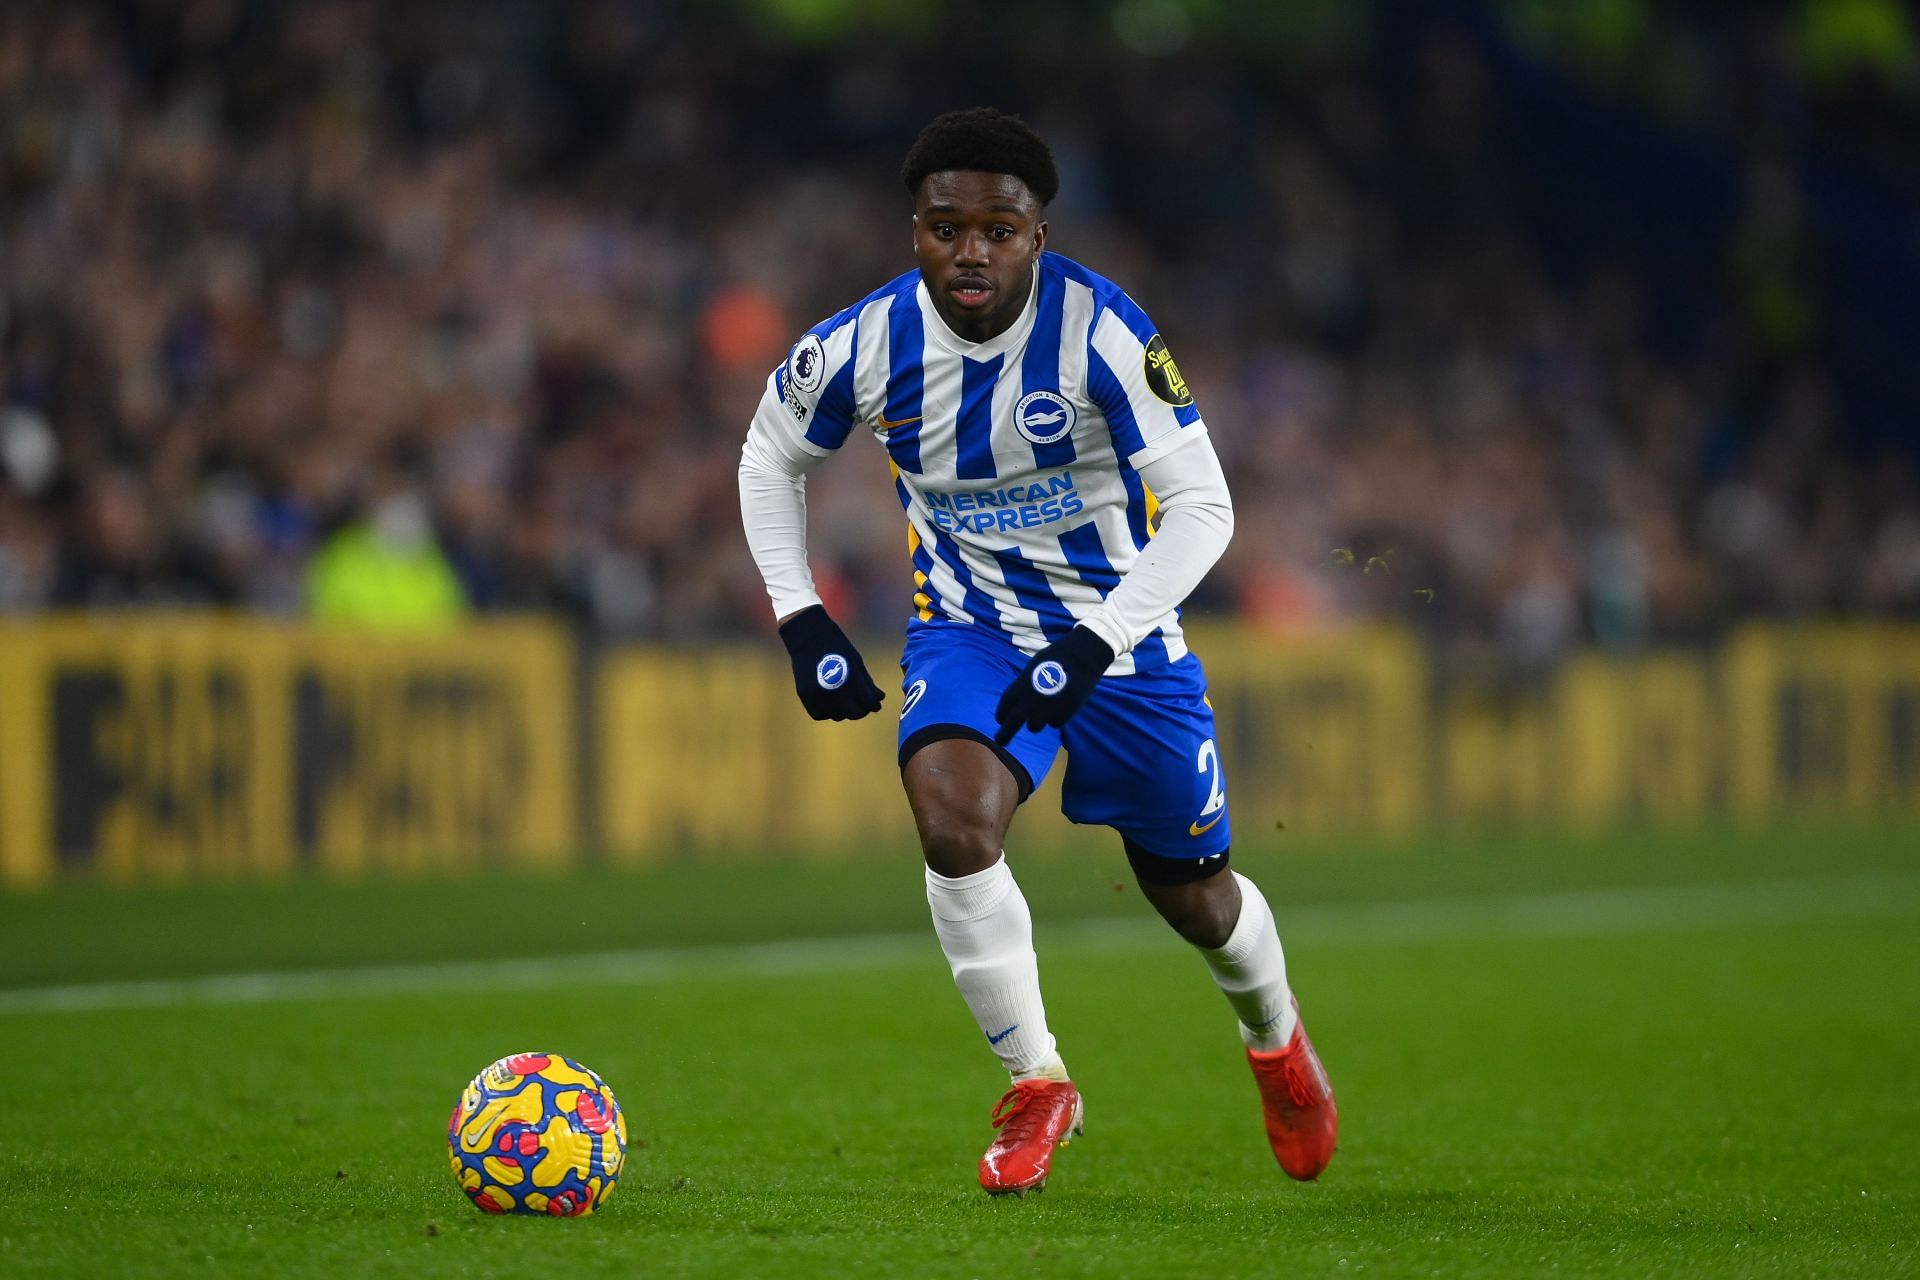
[1126,841,1335,1180]
[897,623,1081,1194]
[901,722,1064,1081]
[1061,655,1336,1179]
[1124,842,1289,1037]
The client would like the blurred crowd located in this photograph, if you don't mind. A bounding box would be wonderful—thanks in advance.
[2,0,1916,665]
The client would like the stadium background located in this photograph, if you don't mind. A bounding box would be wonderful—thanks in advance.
[1,2,1917,1276]
[3,0,1917,879]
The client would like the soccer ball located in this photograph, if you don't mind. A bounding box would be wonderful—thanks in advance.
[447,1052,628,1216]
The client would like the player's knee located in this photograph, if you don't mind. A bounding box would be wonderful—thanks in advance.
[917,809,1004,878]
[1147,885,1237,948]
[1183,889,1241,949]
[1128,843,1238,948]
[903,737,1019,877]
[909,761,1011,876]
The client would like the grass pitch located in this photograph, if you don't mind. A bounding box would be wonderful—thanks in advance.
[2,821,1917,1278]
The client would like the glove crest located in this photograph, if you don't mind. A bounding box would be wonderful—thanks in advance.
[778,607,883,721]
[995,627,1116,744]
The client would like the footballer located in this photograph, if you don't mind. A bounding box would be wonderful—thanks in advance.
[738,108,1336,1195]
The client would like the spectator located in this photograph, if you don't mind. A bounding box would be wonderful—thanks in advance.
[1,0,1914,659]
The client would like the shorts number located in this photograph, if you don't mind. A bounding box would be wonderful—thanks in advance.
[1196,738,1225,816]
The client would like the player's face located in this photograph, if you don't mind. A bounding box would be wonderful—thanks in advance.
[913,170,1047,343]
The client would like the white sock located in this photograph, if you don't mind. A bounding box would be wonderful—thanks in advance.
[1200,872,1298,1052]
[925,856,1064,1080]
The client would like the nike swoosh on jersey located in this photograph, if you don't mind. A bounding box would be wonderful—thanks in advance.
[875,412,923,429]
[1189,813,1225,837]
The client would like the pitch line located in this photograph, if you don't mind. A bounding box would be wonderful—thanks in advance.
[2,871,1916,1017]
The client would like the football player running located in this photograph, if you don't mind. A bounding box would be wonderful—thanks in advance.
[738,108,1335,1195]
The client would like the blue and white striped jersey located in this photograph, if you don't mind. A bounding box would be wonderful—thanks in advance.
[757,251,1208,675]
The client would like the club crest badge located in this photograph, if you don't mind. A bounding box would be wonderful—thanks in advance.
[1014,389,1076,445]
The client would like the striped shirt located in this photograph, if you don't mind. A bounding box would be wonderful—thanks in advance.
[754,251,1208,674]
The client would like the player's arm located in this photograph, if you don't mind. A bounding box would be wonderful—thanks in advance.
[738,394,828,624]
[992,433,1230,743]
[1078,432,1232,657]
[738,340,884,721]
[1079,299,1233,654]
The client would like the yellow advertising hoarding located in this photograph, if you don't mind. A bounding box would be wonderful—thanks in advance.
[597,647,923,859]
[1556,653,1720,823]
[2,616,1916,885]
[1724,626,1920,817]
[0,616,574,886]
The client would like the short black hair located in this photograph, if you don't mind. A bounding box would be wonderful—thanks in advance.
[900,108,1059,207]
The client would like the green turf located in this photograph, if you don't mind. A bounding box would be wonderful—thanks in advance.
[2,820,1918,1277]
[4,816,1915,989]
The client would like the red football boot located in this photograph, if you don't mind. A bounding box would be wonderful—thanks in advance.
[978,1079,1084,1196]
[1245,1000,1337,1180]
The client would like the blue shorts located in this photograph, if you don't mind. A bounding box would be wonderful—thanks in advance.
[896,621,1231,858]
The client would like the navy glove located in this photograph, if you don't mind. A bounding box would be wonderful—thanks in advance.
[994,626,1116,745]
[778,605,885,721]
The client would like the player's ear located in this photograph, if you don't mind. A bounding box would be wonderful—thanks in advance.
[1033,219,1047,258]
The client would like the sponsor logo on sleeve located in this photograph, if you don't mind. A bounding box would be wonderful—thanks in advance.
[1143,334,1193,407]
[783,387,810,422]
[790,334,827,394]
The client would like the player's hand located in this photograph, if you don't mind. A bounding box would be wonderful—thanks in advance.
[993,626,1115,745]
[777,606,885,721]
